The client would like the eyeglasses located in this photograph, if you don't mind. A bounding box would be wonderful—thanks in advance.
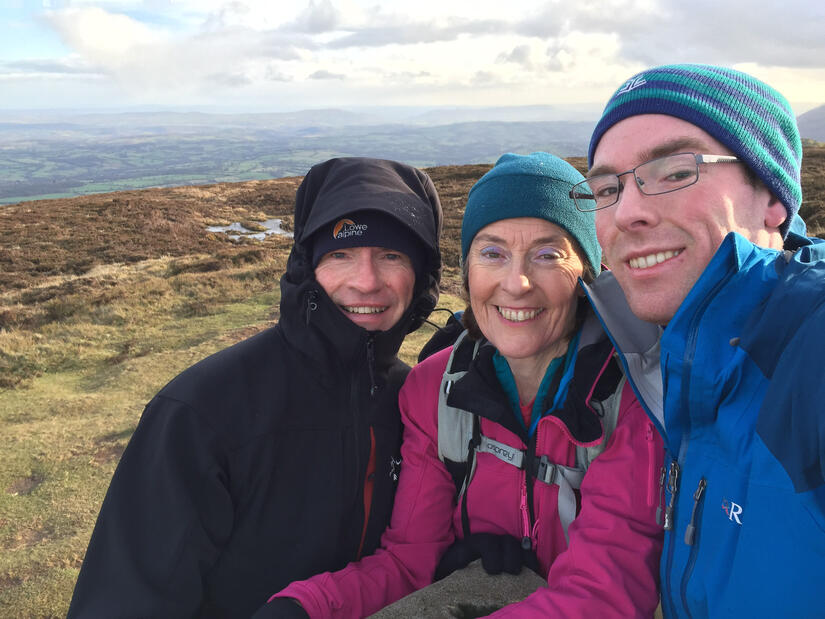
[569,152,741,212]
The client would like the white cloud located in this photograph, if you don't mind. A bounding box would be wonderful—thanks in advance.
[308,69,345,79]
[2,0,822,110]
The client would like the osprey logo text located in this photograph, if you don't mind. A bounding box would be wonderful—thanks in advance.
[616,76,647,95]
[483,440,517,462]
[333,218,368,239]
[722,498,743,525]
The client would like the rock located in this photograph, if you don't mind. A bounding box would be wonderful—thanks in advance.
[368,560,546,618]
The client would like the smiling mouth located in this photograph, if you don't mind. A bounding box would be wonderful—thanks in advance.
[628,249,683,270]
[497,307,543,322]
[343,305,388,315]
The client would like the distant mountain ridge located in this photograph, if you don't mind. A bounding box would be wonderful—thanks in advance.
[0,110,597,205]
[798,104,825,142]
[3,103,823,206]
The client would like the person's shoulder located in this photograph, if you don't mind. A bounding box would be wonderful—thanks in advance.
[404,345,453,389]
[156,325,287,417]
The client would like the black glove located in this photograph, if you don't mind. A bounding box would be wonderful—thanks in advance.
[250,596,310,619]
[434,533,540,581]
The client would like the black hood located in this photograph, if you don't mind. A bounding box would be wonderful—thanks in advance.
[281,157,442,336]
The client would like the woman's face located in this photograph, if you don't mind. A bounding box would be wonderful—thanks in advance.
[467,217,586,368]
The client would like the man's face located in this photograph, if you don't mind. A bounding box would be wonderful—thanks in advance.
[314,246,416,331]
[592,114,786,324]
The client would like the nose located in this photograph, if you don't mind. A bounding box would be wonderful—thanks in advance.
[349,252,382,292]
[501,258,531,296]
[612,174,660,231]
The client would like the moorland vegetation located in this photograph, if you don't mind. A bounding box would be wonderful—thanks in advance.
[1,151,824,616]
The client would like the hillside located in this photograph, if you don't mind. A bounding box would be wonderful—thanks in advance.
[798,104,825,142]
[1,152,824,616]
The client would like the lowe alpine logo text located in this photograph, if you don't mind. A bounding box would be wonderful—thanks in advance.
[721,498,743,525]
[332,218,368,239]
[616,76,647,95]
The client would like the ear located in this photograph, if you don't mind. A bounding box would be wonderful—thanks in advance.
[763,194,786,231]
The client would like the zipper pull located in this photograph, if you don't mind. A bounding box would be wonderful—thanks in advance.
[519,475,532,550]
[663,461,680,531]
[305,290,318,325]
[684,478,707,545]
[656,465,667,526]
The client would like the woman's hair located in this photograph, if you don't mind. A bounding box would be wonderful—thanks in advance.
[460,236,597,342]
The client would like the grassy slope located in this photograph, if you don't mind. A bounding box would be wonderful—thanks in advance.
[1,151,824,616]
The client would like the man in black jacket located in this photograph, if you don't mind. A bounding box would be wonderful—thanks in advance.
[67,158,443,618]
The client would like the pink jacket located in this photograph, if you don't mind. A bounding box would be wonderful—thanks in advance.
[274,343,664,618]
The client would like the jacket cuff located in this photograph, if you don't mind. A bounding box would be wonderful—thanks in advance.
[250,596,310,619]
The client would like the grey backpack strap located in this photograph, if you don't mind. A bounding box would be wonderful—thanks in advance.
[437,330,480,464]
[576,374,626,470]
[534,456,586,544]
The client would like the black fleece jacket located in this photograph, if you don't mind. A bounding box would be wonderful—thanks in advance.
[67,158,442,618]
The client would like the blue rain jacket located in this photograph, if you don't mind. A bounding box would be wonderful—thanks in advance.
[585,232,825,618]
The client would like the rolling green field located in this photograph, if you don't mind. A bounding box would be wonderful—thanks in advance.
[0,120,593,205]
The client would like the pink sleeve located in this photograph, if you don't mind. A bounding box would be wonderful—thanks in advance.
[271,351,458,619]
[488,383,664,618]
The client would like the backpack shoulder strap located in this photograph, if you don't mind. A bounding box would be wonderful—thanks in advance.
[576,373,626,470]
[437,329,481,464]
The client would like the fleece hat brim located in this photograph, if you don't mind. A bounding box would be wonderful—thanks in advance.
[311,209,427,279]
[461,152,601,276]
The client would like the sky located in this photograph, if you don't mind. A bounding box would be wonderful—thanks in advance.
[1,0,824,115]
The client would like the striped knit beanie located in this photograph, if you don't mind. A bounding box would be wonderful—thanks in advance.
[461,152,601,275]
[588,64,802,238]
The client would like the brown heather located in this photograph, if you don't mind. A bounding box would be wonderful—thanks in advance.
[0,153,823,616]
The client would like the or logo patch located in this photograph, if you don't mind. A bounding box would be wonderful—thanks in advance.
[721,498,743,525]
[332,218,368,239]
[390,456,402,482]
[616,76,648,95]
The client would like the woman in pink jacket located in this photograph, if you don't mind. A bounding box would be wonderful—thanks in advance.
[257,152,664,618]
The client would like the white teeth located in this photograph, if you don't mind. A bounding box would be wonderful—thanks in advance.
[629,249,682,270]
[497,307,543,322]
[343,306,386,314]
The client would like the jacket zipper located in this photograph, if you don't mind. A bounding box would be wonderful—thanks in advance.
[656,465,667,526]
[664,269,734,618]
[680,478,707,618]
[519,474,533,550]
[646,422,658,507]
[662,459,681,619]
[355,335,378,559]
[366,336,377,396]
[521,433,538,550]
[356,427,377,559]
[305,290,318,324]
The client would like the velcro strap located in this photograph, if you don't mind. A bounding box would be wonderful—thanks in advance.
[476,435,525,468]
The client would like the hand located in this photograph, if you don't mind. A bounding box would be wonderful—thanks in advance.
[434,533,540,581]
[250,596,310,619]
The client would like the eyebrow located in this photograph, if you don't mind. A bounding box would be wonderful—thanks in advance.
[588,137,711,177]
[472,232,568,247]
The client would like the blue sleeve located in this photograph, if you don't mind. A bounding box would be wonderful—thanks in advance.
[756,303,825,496]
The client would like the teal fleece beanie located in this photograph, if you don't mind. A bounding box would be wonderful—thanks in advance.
[461,152,601,275]
[589,64,802,238]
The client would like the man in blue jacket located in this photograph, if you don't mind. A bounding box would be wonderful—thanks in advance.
[574,64,825,617]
